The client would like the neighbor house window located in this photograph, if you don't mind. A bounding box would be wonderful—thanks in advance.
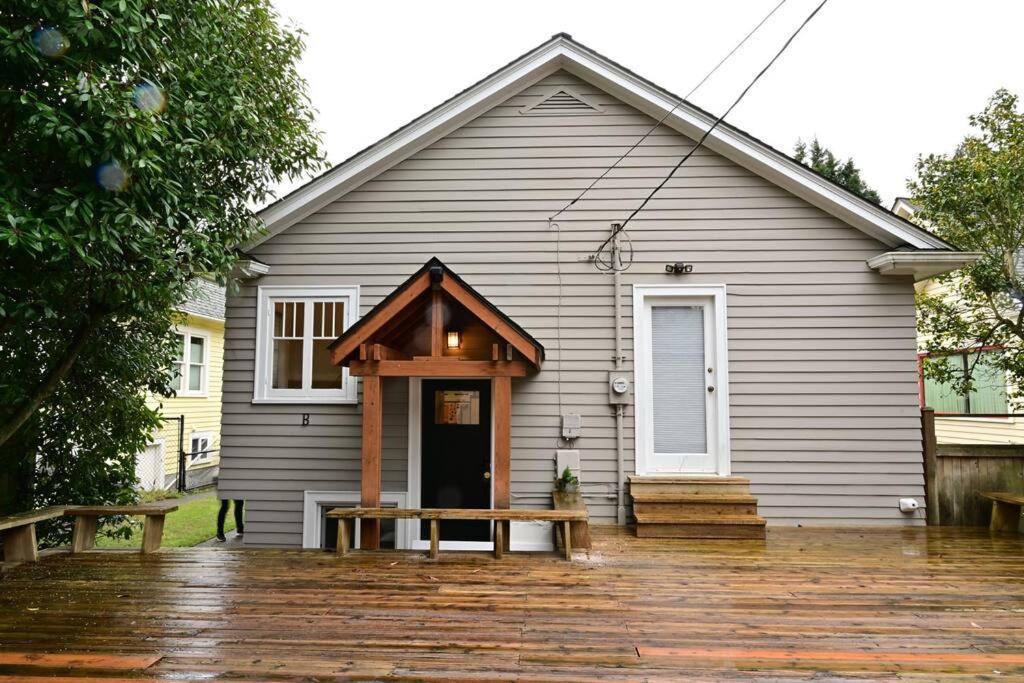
[189,432,213,464]
[170,330,208,395]
[254,286,359,403]
[921,349,1008,415]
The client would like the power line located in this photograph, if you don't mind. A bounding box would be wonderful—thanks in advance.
[547,0,788,223]
[591,0,831,266]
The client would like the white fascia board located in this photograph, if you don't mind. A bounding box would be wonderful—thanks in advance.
[867,251,983,281]
[252,35,952,252]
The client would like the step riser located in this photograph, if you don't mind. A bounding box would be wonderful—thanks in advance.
[634,502,758,517]
[630,483,750,496]
[636,523,766,540]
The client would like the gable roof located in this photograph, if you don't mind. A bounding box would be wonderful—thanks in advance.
[328,257,545,368]
[253,33,953,252]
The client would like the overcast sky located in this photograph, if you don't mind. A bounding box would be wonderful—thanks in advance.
[270,0,1024,206]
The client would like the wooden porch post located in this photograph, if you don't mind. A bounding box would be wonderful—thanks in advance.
[494,375,512,551]
[361,375,383,549]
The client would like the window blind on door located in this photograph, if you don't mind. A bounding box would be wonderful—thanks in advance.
[651,305,707,453]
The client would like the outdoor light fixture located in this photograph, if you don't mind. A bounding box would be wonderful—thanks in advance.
[446,330,461,349]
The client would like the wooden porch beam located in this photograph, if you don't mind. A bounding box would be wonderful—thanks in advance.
[371,344,409,361]
[330,272,431,365]
[493,375,512,552]
[439,278,541,367]
[431,290,443,358]
[360,375,382,549]
[349,360,529,377]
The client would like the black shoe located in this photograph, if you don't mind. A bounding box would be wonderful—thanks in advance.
[236,529,244,537]
[216,533,226,542]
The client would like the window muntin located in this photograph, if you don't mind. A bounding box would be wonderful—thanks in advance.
[189,433,212,464]
[922,349,1008,415]
[171,330,208,396]
[255,286,358,404]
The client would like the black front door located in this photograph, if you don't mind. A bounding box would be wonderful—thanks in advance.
[421,379,491,542]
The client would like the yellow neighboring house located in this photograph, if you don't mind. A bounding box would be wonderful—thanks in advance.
[135,279,226,490]
[894,198,1024,445]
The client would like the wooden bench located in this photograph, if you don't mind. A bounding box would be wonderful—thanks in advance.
[0,506,67,563]
[65,505,179,554]
[980,492,1024,532]
[326,507,589,560]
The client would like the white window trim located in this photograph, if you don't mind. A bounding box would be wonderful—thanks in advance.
[302,490,408,549]
[632,284,732,477]
[173,327,210,397]
[253,285,359,404]
[188,431,213,466]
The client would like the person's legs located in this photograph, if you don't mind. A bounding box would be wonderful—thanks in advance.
[233,499,245,535]
[216,498,230,542]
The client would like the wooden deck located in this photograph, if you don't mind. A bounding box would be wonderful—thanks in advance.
[2,525,1023,681]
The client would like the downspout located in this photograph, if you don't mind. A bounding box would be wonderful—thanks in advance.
[612,230,626,525]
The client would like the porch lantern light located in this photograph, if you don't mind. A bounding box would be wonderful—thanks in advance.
[446,330,462,349]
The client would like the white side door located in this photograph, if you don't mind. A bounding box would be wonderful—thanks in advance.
[634,286,730,475]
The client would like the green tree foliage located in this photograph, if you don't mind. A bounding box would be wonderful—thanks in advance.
[793,137,882,205]
[911,89,1024,407]
[0,0,324,541]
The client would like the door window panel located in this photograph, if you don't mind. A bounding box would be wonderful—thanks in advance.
[651,305,706,453]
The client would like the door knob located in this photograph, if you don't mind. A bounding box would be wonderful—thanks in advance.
[707,386,715,393]
[483,471,491,480]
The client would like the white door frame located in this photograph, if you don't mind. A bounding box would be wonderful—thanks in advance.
[632,284,731,476]
[407,377,496,551]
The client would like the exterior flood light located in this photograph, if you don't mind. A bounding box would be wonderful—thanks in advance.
[446,330,461,349]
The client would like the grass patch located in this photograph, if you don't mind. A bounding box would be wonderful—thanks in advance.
[96,491,233,548]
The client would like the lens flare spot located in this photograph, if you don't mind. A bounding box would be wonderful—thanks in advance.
[132,81,167,114]
[96,161,129,192]
[32,27,69,58]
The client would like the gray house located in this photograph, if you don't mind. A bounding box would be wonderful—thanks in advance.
[219,34,976,549]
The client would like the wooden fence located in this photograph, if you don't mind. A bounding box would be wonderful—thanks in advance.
[922,407,1024,526]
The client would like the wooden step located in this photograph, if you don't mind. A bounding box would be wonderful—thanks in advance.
[630,492,758,504]
[629,476,751,496]
[636,520,767,540]
[634,512,765,525]
[633,499,758,518]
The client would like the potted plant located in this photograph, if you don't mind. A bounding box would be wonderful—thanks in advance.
[553,466,581,507]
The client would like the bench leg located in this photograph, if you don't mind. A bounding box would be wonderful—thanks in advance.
[991,501,1022,532]
[337,518,350,555]
[71,515,97,553]
[429,519,439,559]
[494,520,504,559]
[562,521,572,560]
[141,514,165,554]
[2,525,38,563]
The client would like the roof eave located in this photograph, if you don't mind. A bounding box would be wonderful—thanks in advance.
[867,251,983,281]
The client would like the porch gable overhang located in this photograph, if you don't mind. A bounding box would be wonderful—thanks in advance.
[328,257,544,374]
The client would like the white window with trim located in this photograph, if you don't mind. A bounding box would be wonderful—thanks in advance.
[254,285,359,403]
[170,329,209,396]
[189,432,213,465]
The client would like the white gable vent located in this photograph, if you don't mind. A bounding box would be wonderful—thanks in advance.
[519,86,604,115]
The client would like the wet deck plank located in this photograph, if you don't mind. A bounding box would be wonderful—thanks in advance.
[1,526,1023,680]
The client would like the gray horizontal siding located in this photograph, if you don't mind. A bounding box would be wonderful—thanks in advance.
[219,70,923,547]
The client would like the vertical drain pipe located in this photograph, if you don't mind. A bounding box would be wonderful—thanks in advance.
[612,226,626,525]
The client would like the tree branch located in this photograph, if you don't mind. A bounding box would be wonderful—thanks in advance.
[0,312,106,448]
